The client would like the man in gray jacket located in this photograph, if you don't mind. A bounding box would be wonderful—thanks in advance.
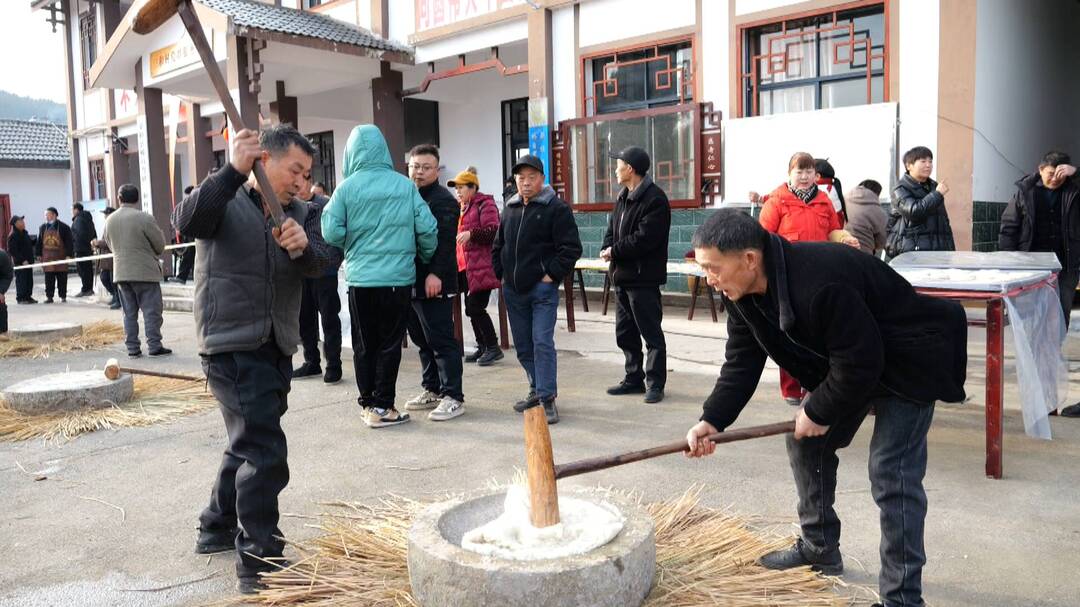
[104,184,169,357]
[172,124,330,595]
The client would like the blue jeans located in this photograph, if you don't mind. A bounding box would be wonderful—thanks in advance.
[786,394,934,607]
[503,281,560,399]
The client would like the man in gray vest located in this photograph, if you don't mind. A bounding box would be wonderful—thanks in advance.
[172,125,330,595]
[105,184,169,357]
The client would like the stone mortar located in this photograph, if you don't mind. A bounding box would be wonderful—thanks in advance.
[408,487,655,607]
[7,322,83,343]
[2,371,134,414]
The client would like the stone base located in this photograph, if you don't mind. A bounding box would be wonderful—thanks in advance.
[408,488,655,607]
[8,322,83,343]
[2,371,134,414]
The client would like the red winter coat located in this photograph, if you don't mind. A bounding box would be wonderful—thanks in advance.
[759,184,842,243]
[458,192,501,292]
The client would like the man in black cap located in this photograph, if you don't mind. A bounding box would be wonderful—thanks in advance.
[601,146,671,403]
[7,215,37,304]
[492,154,582,424]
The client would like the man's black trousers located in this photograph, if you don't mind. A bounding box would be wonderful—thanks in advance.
[199,340,291,579]
[299,275,342,370]
[614,285,667,389]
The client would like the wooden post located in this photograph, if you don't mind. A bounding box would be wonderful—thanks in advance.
[523,405,560,528]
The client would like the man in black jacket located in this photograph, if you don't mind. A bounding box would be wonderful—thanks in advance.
[402,144,466,422]
[71,202,98,297]
[601,146,671,403]
[998,151,1080,417]
[685,209,967,607]
[172,125,330,595]
[493,155,583,424]
[7,216,37,304]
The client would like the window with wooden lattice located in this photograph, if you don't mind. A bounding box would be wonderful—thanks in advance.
[740,3,887,117]
[79,10,97,89]
[583,38,694,117]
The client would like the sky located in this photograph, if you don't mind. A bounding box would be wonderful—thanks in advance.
[0,2,69,102]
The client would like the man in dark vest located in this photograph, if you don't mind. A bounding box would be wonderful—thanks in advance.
[172,125,330,594]
[685,209,967,607]
[601,146,671,404]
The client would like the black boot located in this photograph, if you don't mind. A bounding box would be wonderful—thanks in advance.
[476,346,504,366]
[465,347,483,363]
[759,539,843,575]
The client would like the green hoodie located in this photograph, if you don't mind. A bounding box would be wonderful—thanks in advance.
[321,125,437,287]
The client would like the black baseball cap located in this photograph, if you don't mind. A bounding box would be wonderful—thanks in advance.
[10,215,23,227]
[511,154,545,176]
[608,146,650,175]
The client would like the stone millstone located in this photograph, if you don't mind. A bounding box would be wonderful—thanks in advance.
[2,371,134,414]
[8,322,83,343]
[408,488,655,607]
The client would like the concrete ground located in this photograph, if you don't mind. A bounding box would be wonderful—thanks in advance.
[1,287,1079,607]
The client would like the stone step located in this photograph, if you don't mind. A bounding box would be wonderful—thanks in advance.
[163,296,193,313]
[161,283,195,298]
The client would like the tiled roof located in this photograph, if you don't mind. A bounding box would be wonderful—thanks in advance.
[198,0,412,55]
[0,119,70,168]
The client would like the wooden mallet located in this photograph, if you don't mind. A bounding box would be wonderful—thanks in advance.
[104,357,203,382]
[130,0,301,259]
[522,411,795,529]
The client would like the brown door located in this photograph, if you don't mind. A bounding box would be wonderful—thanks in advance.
[0,194,10,250]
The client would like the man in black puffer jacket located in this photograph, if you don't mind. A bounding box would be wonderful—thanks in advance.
[601,146,671,404]
[71,202,98,297]
[686,209,967,607]
[493,154,582,424]
[886,146,955,256]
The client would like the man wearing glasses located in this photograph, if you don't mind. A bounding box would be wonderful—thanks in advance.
[402,144,467,422]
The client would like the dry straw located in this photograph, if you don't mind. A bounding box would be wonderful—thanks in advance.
[0,320,124,358]
[233,486,861,607]
[0,375,216,442]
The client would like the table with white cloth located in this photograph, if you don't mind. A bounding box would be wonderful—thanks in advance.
[890,251,1067,479]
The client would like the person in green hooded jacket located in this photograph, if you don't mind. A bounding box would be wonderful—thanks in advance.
[321,124,438,428]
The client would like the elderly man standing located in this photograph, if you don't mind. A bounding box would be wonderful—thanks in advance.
[600,146,671,404]
[35,207,73,303]
[173,125,330,594]
[685,209,967,607]
[105,184,169,358]
[321,125,438,429]
[493,154,582,424]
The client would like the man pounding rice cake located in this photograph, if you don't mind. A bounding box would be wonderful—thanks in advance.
[685,209,968,607]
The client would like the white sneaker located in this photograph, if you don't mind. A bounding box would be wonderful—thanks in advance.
[405,390,441,411]
[428,396,465,421]
[361,407,411,428]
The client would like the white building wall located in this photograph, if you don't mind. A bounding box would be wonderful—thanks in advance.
[413,19,527,64]
[972,0,1080,203]
[0,168,75,227]
[321,0,359,26]
[577,0,695,48]
[551,6,577,123]
[735,0,804,15]
[389,0,416,47]
[897,0,939,169]
[700,0,731,115]
[436,71,529,204]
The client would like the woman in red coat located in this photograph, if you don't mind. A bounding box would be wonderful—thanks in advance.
[450,167,504,366]
[759,152,859,406]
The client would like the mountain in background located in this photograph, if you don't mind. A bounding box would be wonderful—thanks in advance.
[0,90,67,124]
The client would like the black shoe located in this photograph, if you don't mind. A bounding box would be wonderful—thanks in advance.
[74,291,93,298]
[28,297,38,303]
[606,381,646,396]
[195,528,237,554]
[1060,402,1080,417]
[44,298,54,304]
[109,301,122,310]
[465,347,483,363]
[293,362,322,379]
[236,560,292,595]
[759,539,843,575]
[513,392,538,413]
[60,297,66,303]
[148,347,172,357]
[542,397,559,425]
[644,387,665,404]
[128,350,143,358]
[323,366,342,384]
[476,346,504,366]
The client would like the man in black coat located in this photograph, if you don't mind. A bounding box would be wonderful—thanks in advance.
[71,202,98,296]
[601,146,671,403]
[7,216,37,303]
[997,151,1080,416]
[402,144,466,422]
[685,209,967,607]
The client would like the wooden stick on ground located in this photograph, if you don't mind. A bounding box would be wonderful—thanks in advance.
[103,358,202,382]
